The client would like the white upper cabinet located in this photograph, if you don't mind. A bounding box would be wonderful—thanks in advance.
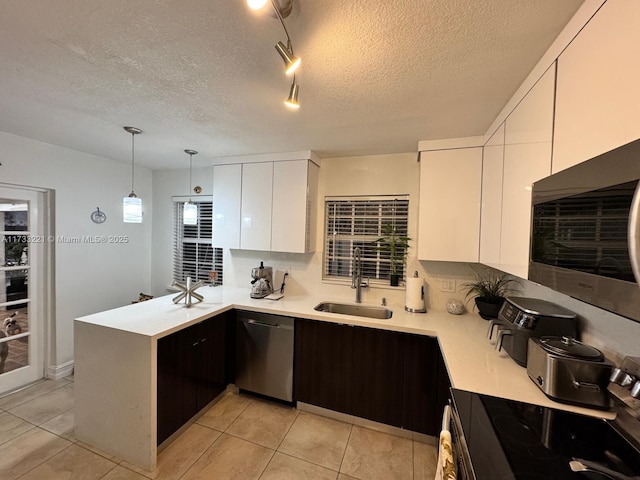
[212,164,242,248]
[418,146,483,262]
[240,162,274,251]
[553,1,640,173]
[479,124,505,267]
[499,65,555,278]
[213,152,319,253]
[271,160,318,253]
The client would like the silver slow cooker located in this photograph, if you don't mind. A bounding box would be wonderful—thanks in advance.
[527,336,615,409]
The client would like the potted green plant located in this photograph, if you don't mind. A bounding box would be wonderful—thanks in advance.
[461,271,519,319]
[375,223,411,286]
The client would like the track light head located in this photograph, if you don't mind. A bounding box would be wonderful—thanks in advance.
[275,41,301,75]
[285,81,300,109]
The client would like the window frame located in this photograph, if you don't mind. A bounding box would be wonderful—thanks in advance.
[322,195,410,286]
[172,196,223,286]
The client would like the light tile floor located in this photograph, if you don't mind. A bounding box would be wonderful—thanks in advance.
[0,377,438,479]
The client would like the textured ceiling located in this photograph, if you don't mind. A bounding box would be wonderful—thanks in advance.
[0,0,583,169]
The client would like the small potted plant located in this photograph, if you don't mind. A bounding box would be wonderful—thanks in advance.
[375,223,411,286]
[461,270,519,319]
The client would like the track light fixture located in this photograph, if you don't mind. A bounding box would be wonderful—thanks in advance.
[123,126,143,223]
[247,0,301,109]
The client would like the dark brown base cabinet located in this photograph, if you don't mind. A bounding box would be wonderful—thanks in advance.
[294,318,450,436]
[157,312,234,445]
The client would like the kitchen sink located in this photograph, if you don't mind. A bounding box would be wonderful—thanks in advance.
[314,302,393,319]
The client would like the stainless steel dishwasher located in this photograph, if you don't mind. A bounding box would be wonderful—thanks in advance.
[235,311,294,402]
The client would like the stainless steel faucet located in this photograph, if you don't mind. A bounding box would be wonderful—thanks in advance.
[351,247,366,303]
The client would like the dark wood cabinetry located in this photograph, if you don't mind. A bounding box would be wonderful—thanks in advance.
[157,311,233,445]
[294,318,450,436]
[294,319,353,414]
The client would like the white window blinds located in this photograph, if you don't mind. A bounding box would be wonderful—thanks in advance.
[173,198,223,286]
[323,196,409,283]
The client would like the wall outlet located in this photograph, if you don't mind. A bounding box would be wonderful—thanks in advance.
[441,279,456,293]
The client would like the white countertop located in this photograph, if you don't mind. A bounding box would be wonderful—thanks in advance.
[76,286,615,420]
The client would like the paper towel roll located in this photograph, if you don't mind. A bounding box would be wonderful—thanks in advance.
[405,276,426,313]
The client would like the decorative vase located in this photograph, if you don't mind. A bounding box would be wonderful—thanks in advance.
[390,274,400,287]
[474,297,504,320]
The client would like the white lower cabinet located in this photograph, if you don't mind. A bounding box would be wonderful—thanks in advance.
[418,146,483,262]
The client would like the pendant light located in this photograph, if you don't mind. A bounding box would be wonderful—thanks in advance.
[183,149,198,226]
[123,126,143,223]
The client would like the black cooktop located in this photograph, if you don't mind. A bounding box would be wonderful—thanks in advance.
[451,389,640,480]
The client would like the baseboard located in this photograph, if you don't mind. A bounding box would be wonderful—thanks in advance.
[296,401,437,445]
[47,360,74,380]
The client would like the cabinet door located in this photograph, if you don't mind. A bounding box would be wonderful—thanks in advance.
[240,162,273,251]
[418,147,483,262]
[553,1,640,173]
[195,314,229,411]
[479,124,505,267]
[349,327,404,427]
[157,325,199,444]
[271,160,318,253]
[213,164,242,248]
[500,65,555,278]
[294,319,353,413]
[402,335,439,435]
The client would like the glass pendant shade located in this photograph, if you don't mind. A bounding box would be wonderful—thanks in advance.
[183,202,198,226]
[123,195,143,223]
[275,41,300,75]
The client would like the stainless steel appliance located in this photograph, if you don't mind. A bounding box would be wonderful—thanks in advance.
[250,261,273,299]
[235,311,294,402]
[488,297,577,367]
[527,336,614,409]
[449,388,640,480]
[440,404,475,480]
[530,137,640,323]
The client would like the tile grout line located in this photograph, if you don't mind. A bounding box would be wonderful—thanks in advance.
[337,422,355,478]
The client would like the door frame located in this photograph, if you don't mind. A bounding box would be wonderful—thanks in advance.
[0,183,54,393]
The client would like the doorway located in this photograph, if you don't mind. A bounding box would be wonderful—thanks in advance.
[0,185,50,394]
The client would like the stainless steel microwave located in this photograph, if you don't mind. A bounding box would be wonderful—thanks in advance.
[529,138,640,323]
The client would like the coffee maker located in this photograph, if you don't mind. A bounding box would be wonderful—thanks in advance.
[250,261,273,299]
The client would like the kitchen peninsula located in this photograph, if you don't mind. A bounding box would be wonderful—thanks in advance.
[74,287,614,471]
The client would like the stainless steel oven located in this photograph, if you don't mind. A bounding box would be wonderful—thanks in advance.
[530,137,640,323]
[441,403,475,480]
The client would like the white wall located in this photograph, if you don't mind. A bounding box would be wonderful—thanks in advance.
[151,166,213,296]
[0,131,152,373]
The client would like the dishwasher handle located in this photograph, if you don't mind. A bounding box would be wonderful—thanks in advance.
[241,318,294,330]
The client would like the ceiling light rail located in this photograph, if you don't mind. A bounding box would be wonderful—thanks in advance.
[247,0,301,109]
